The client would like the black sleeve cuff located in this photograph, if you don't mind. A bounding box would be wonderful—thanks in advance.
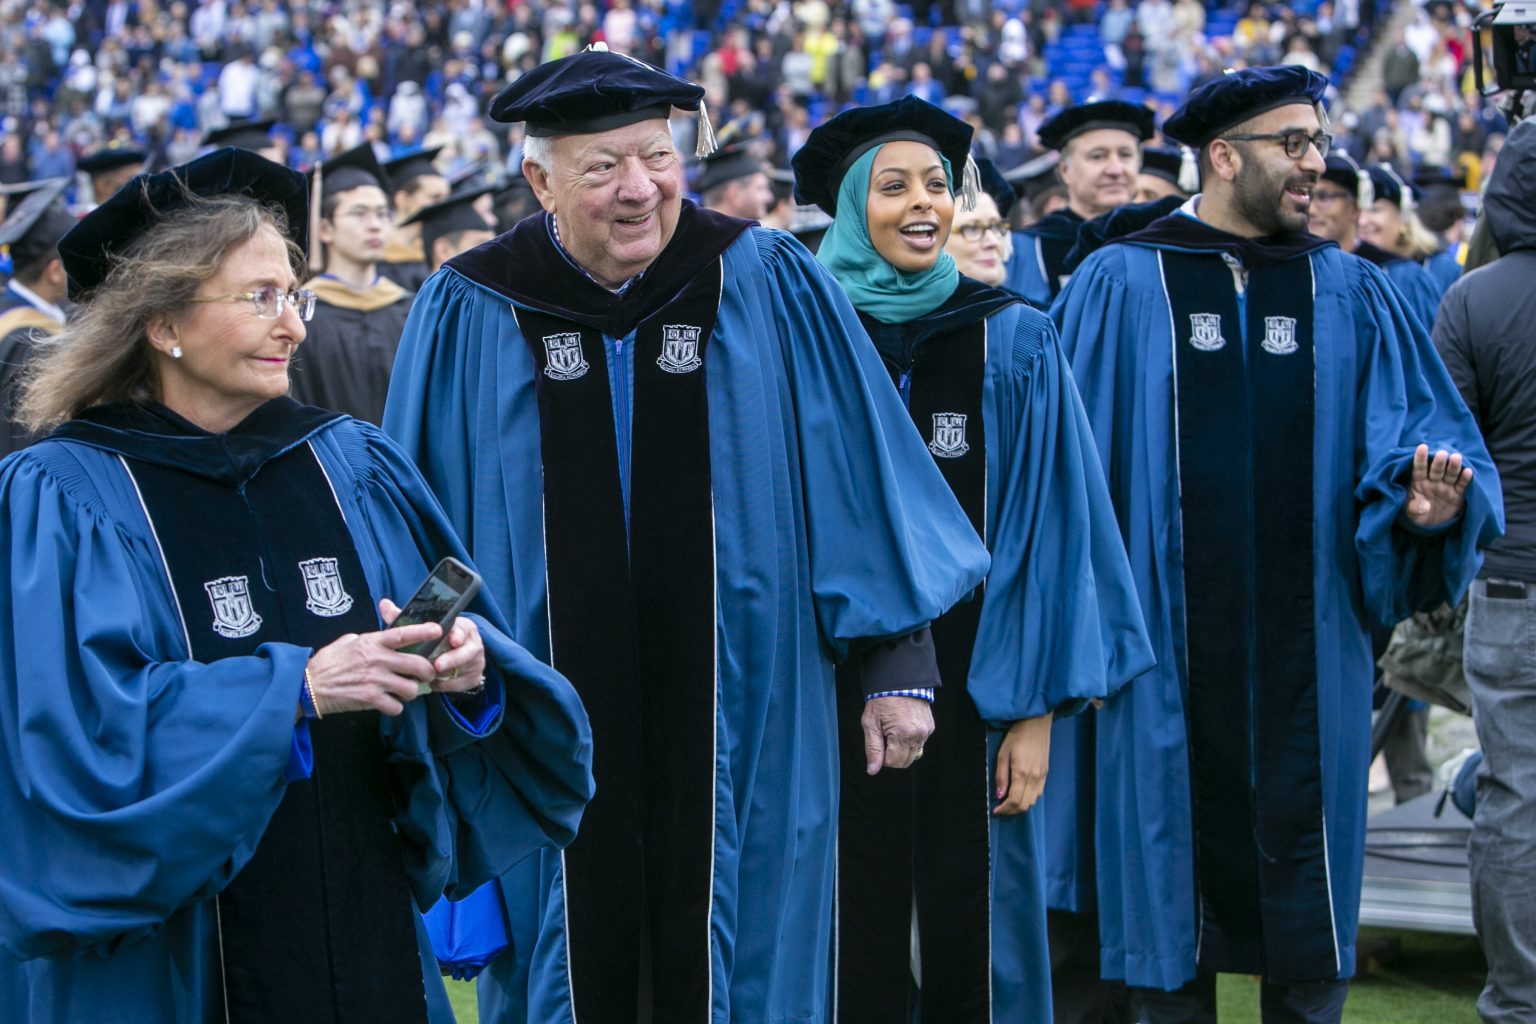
[856,627,940,698]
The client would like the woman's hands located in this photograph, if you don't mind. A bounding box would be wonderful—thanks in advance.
[993,712,1054,817]
[303,599,487,717]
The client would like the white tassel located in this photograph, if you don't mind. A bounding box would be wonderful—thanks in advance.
[1339,151,1372,207]
[1177,146,1200,194]
[696,99,717,158]
[1379,162,1412,214]
[960,154,981,212]
[586,41,609,52]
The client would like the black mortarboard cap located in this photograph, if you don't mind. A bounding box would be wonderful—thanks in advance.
[1139,144,1199,193]
[767,167,795,203]
[490,44,705,137]
[692,145,764,194]
[975,157,1015,217]
[76,147,148,176]
[201,118,278,152]
[0,178,75,270]
[491,176,541,233]
[1002,150,1062,200]
[58,148,308,301]
[381,147,446,191]
[792,96,974,217]
[1366,163,1415,212]
[311,141,392,200]
[1037,100,1155,151]
[1163,66,1330,148]
[1321,152,1373,206]
[1413,164,1467,189]
[400,185,495,261]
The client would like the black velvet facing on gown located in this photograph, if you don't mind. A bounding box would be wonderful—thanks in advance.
[516,259,722,1021]
[1163,248,1335,982]
[835,280,1005,1022]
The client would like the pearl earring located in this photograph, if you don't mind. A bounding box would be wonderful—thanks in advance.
[170,346,183,359]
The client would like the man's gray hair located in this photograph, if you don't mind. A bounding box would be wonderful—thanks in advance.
[523,133,554,173]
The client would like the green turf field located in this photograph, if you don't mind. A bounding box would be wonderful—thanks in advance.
[442,927,1487,1021]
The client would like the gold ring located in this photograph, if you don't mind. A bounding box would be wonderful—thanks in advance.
[450,666,460,679]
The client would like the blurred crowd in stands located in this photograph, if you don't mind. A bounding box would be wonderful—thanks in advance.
[0,0,1518,213]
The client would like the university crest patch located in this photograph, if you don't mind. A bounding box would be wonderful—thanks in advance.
[1188,313,1226,352]
[657,324,703,374]
[204,575,263,639]
[1262,316,1299,355]
[929,412,970,458]
[543,332,589,381]
[299,557,354,617]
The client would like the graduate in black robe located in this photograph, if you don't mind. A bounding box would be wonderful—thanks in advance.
[0,178,73,456]
[290,142,414,424]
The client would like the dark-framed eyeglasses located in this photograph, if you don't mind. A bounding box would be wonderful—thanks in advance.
[954,220,1010,242]
[1219,129,1333,161]
[189,285,317,322]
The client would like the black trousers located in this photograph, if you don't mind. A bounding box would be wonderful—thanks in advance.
[1135,972,1349,1024]
[1048,910,1137,1024]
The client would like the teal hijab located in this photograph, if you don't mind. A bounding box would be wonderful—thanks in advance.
[815,144,960,324]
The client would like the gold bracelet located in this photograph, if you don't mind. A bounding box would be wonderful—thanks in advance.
[304,667,323,719]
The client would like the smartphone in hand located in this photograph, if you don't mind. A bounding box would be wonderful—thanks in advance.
[393,556,483,663]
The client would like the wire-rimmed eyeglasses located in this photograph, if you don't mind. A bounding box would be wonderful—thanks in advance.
[954,221,1010,242]
[189,285,317,322]
[1219,129,1333,161]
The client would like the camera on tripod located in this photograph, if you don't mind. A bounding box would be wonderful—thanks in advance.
[1473,0,1536,95]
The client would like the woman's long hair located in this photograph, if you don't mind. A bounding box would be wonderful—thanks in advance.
[17,189,303,434]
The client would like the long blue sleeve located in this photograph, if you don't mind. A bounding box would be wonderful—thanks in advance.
[750,230,991,655]
[969,307,1154,721]
[1381,257,1444,336]
[312,424,594,902]
[1350,259,1504,623]
[0,452,308,961]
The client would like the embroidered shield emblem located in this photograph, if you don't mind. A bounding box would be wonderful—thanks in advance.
[657,324,703,374]
[929,412,970,458]
[298,557,354,617]
[1262,316,1298,355]
[1188,313,1226,352]
[204,575,263,639]
[543,332,589,381]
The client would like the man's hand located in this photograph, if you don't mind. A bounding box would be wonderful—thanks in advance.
[993,713,1053,816]
[1405,444,1473,528]
[861,696,934,775]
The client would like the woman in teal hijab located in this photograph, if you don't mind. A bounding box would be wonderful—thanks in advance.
[792,97,1152,1022]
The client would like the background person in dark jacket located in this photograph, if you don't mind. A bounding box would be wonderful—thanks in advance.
[1431,116,1536,1024]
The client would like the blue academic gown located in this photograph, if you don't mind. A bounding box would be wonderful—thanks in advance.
[1048,208,1503,990]
[1354,241,1445,331]
[1004,209,1085,310]
[0,415,594,1023]
[1423,245,1463,298]
[384,216,991,1024]
[853,282,1153,1020]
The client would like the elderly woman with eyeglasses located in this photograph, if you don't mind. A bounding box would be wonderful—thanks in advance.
[792,97,1150,1022]
[0,148,592,1024]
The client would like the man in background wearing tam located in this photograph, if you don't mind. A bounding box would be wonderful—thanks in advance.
[288,142,413,425]
[384,45,988,1024]
[75,147,147,208]
[1052,66,1503,1022]
[0,178,74,455]
[691,143,775,221]
[398,185,497,276]
[1004,100,1152,309]
[378,148,450,292]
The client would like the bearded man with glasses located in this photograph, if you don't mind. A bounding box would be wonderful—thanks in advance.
[1049,66,1504,1024]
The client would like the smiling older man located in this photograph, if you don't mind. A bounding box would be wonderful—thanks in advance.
[383,46,989,1024]
[1004,100,1154,309]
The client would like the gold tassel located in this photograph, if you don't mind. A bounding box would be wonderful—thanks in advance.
[959,153,980,212]
[696,100,717,158]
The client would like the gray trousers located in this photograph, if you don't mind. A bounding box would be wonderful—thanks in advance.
[1466,578,1536,1024]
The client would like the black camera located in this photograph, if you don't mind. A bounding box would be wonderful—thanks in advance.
[1474,0,1536,95]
